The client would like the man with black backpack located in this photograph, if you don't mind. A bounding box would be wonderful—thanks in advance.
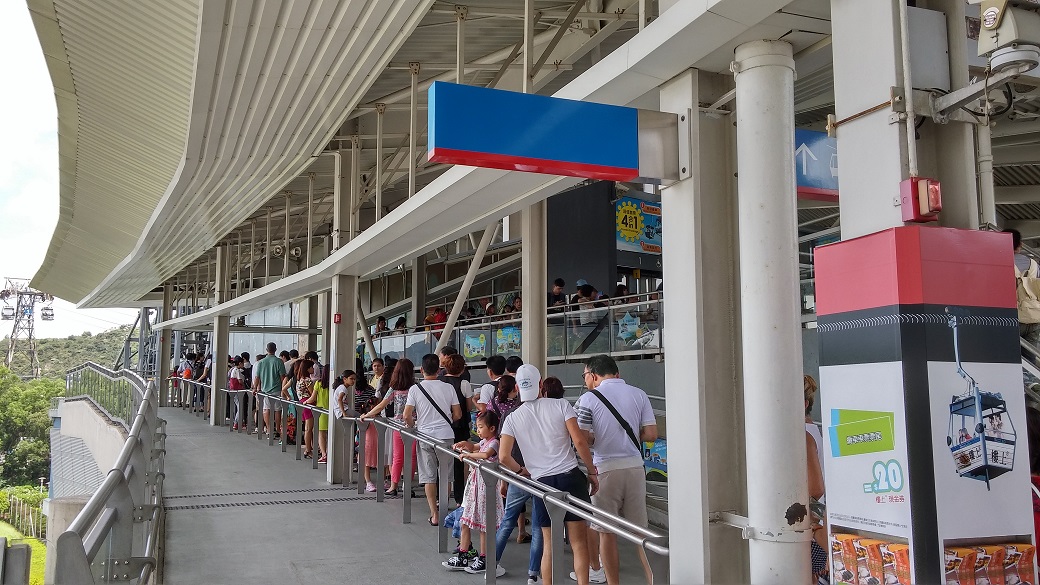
[573,355,657,585]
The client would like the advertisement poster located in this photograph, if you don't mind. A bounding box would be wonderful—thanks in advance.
[927,360,1034,544]
[820,361,912,540]
[494,327,521,355]
[462,331,488,360]
[615,196,662,255]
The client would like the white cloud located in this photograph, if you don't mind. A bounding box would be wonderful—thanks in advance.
[0,3,135,339]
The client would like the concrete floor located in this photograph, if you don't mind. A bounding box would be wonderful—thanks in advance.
[159,407,666,585]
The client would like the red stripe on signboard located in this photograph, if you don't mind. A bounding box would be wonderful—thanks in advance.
[429,147,639,181]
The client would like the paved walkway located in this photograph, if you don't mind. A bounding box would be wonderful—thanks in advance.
[159,407,665,584]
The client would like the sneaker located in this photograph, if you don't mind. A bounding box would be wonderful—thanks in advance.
[569,567,606,583]
[442,548,476,571]
[528,576,539,585]
[232,424,239,430]
[365,482,377,493]
[464,556,505,576]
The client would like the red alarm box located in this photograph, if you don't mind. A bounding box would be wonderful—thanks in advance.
[900,177,942,222]
[333,313,342,324]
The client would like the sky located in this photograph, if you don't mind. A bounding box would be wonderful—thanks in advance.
[0,3,138,338]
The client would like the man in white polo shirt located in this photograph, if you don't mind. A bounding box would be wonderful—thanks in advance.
[573,354,657,585]
[402,353,462,526]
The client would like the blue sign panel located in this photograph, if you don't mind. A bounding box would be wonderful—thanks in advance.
[428,81,639,181]
[795,129,839,201]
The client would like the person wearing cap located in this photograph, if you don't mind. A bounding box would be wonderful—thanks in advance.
[573,355,657,585]
[500,364,599,585]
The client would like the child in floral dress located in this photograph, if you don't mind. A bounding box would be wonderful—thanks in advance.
[442,411,503,575]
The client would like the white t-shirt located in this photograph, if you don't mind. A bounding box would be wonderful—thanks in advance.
[574,378,656,471]
[405,379,459,440]
[332,384,348,419]
[477,381,497,405]
[500,398,578,480]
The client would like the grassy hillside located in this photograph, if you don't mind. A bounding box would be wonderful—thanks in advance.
[0,325,133,379]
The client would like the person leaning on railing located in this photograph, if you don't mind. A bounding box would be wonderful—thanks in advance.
[360,358,418,497]
[499,364,600,585]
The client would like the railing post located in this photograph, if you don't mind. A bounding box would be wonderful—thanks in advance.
[402,433,416,524]
[356,418,369,495]
[374,420,387,503]
[312,414,321,470]
[544,490,570,585]
[479,464,501,585]
[436,444,453,553]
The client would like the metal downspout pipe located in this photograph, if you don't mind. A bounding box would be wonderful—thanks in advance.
[731,40,811,583]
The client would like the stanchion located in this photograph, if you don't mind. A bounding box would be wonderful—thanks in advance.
[436,445,453,553]
[545,490,570,585]
[356,419,369,496]
[374,421,386,503]
[480,464,502,585]
[402,433,416,524]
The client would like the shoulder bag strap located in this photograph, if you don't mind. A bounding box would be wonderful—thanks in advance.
[416,382,453,426]
[589,389,642,453]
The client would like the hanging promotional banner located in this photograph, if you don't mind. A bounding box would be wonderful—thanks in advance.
[616,197,662,255]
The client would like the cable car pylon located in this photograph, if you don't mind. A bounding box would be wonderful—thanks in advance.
[1,277,55,379]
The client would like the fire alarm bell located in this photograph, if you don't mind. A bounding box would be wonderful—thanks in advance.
[333,313,342,324]
[900,177,942,223]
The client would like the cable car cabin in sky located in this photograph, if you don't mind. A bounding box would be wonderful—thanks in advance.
[945,310,1017,490]
[41,306,54,321]
[1,307,13,320]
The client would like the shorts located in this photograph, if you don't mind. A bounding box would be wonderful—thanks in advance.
[417,441,446,484]
[589,466,648,532]
[531,467,590,528]
[262,394,282,412]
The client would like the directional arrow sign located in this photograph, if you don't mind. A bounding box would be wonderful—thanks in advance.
[428,81,678,183]
[795,129,838,201]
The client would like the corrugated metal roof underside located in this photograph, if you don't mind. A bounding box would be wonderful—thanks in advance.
[76,0,435,308]
[28,0,198,301]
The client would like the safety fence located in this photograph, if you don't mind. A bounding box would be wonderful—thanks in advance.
[361,293,664,368]
[53,364,166,585]
[1,494,46,541]
[171,377,670,585]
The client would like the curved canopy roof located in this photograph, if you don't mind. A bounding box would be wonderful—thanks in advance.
[30,0,433,307]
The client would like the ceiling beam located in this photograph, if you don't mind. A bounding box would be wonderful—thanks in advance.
[996,185,1040,204]
[994,144,1040,166]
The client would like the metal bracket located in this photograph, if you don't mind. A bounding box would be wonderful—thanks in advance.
[408,61,421,76]
[709,511,812,543]
[97,557,153,581]
[887,86,907,125]
[931,62,1030,121]
[132,504,158,522]
[454,4,468,20]
[677,109,692,181]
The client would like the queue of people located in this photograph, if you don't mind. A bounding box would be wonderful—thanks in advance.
[210,339,666,585]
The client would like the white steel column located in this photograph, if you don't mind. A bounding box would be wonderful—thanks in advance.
[249,220,256,292]
[210,314,230,426]
[283,193,291,278]
[328,274,358,484]
[375,104,385,221]
[520,203,547,374]
[523,0,535,93]
[350,136,360,240]
[158,284,173,406]
[265,209,272,284]
[409,63,420,198]
[307,173,315,266]
[235,232,242,299]
[214,245,227,305]
[978,123,997,226]
[436,223,497,353]
[456,5,467,84]
[411,255,427,328]
[732,40,810,583]
[331,151,344,250]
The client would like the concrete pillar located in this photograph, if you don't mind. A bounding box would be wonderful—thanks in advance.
[411,255,427,328]
[44,495,89,585]
[660,68,747,584]
[328,274,358,484]
[732,40,810,582]
[520,201,547,374]
[158,285,173,406]
[831,0,911,238]
[210,315,230,426]
[137,308,149,374]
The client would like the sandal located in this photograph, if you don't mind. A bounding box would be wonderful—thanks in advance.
[317,455,327,463]
[428,516,438,526]
[517,533,532,544]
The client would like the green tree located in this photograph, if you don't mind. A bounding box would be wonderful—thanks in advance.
[0,367,62,486]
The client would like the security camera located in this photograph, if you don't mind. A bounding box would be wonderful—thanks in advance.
[972,1,1040,73]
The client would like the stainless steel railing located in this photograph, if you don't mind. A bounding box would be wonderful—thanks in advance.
[56,363,166,585]
[201,380,669,585]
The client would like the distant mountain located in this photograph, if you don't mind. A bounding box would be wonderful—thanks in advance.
[0,326,133,379]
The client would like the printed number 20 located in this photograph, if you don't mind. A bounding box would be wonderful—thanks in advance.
[871,460,904,493]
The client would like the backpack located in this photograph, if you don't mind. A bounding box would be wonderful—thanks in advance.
[1016,259,1040,324]
[228,368,244,391]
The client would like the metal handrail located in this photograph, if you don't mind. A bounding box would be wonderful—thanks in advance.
[56,364,166,585]
[204,380,669,584]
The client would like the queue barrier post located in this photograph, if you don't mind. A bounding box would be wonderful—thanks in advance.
[545,489,570,585]
[479,463,502,585]
[374,421,386,503]
[402,432,416,524]
[435,443,453,553]
[356,418,369,496]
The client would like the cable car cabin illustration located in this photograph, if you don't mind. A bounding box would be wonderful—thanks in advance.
[944,309,1017,490]
[41,306,54,321]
